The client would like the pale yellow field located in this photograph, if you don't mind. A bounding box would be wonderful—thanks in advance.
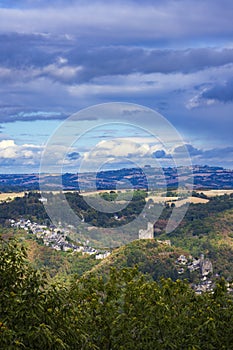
[146,196,179,203]
[197,189,233,197]
[170,197,209,207]
[188,196,209,204]
[81,189,130,196]
[146,195,209,207]
[0,192,25,201]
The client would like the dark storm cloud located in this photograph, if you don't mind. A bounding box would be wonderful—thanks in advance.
[66,47,233,83]
[201,79,233,103]
[0,34,50,67]
[147,144,233,167]
[0,0,232,172]
[0,2,233,88]
[152,150,166,158]
[174,144,203,157]
[2,38,233,85]
[67,151,81,160]
[203,147,233,159]
[1,0,233,44]
[174,144,233,163]
[0,33,72,69]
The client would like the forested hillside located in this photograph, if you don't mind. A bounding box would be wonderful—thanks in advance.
[1,238,233,350]
[1,193,233,280]
[0,190,147,228]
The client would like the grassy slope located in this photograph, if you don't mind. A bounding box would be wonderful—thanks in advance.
[86,239,187,281]
[0,229,99,279]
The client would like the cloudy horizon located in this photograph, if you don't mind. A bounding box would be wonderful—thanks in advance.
[0,0,233,173]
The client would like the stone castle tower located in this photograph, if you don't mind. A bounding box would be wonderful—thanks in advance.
[200,256,213,276]
[139,222,154,239]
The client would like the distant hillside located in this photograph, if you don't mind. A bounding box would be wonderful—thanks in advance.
[164,206,233,279]
[87,194,233,281]
[0,190,147,229]
[1,193,233,282]
[0,165,232,192]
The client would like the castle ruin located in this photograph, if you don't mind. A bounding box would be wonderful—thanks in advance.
[139,222,154,239]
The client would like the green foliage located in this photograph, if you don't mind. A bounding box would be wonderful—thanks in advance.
[0,190,147,228]
[99,190,118,202]
[1,239,233,349]
[2,193,233,283]
[68,189,147,228]
[87,239,185,282]
[0,192,48,225]
[0,238,85,349]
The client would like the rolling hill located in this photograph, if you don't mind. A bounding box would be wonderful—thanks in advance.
[1,193,233,283]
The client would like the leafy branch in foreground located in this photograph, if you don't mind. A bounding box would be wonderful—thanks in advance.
[1,238,233,349]
[0,238,86,350]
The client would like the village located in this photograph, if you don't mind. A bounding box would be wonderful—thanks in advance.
[176,253,214,294]
[9,218,111,260]
[139,222,215,293]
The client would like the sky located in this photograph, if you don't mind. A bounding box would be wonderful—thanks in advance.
[0,0,233,173]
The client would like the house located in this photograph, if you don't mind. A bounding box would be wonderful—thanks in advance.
[39,197,48,204]
[73,246,84,253]
[96,251,111,260]
[177,255,188,265]
[82,247,97,255]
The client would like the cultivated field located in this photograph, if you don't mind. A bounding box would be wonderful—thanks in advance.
[0,192,25,202]
[146,195,209,207]
[197,189,233,197]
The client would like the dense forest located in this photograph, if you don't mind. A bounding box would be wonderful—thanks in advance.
[1,238,233,350]
[0,190,147,228]
[0,192,48,225]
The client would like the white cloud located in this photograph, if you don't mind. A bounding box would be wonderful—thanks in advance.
[0,67,13,79]
[0,140,17,158]
[42,63,83,82]
[186,89,217,109]
[0,139,42,164]
[83,138,169,161]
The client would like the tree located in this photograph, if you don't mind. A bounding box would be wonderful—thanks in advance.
[0,237,86,349]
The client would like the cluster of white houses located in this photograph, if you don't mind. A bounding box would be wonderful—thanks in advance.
[176,253,214,294]
[9,218,111,260]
